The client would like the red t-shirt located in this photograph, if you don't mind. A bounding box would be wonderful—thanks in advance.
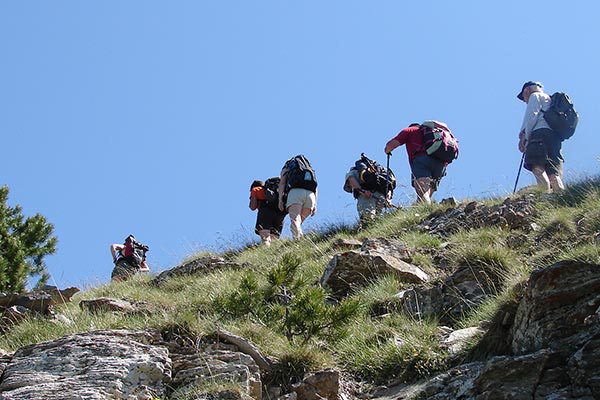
[391,125,426,162]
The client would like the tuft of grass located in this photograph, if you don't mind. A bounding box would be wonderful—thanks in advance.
[558,244,600,264]
[264,345,332,391]
[335,314,447,384]
[447,227,519,272]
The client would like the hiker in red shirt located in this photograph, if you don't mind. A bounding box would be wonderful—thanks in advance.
[385,122,458,204]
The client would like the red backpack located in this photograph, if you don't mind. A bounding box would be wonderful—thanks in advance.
[421,121,459,163]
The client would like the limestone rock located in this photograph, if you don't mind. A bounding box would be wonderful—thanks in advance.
[321,250,428,298]
[441,327,484,355]
[152,256,249,286]
[0,330,171,400]
[0,329,264,400]
[171,350,261,400]
[360,237,413,262]
[79,297,137,313]
[331,238,362,251]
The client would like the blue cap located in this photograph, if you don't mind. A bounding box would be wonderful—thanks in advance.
[517,81,543,100]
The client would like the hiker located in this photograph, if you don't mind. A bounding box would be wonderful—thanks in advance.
[517,81,565,193]
[249,178,286,246]
[384,121,458,204]
[278,155,317,239]
[110,234,150,281]
[344,153,396,227]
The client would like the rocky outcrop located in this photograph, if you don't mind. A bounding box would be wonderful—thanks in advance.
[321,238,428,297]
[0,329,264,400]
[292,369,344,400]
[0,285,79,314]
[510,260,600,355]
[419,195,537,236]
[378,261,600,399]
[152,255,249,286]
[0,330,171,400]
[400,264,503,325]
[0,285,80,332]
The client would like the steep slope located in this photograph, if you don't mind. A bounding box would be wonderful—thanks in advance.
[0,178,599,399]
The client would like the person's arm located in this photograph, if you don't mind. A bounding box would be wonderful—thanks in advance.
[346,175,371,198]
[110,244,124,262]
[311,188,318,216]
[521,93,544,140]
[249,195,259,211]
[384,127,412,154]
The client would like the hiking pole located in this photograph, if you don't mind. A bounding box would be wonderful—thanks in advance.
[513,154,525,193]
[385,152,393,208]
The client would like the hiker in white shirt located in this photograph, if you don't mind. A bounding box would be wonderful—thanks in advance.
[517,81,565,193]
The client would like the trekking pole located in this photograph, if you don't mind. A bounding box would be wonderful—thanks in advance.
[385,153,392,208]
[513,154,525,194]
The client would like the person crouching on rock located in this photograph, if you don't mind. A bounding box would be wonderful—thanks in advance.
[110,234,150,281]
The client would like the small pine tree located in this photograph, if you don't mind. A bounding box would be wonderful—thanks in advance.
[216,253,362,344]
[0,185,57,292]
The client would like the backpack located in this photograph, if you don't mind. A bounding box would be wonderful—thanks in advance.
[263,177,281,209]
[420,121,459,163]
[122,235,149,268]
[284,155,317,193]
[542,92,579,141]
[350,153,396,195]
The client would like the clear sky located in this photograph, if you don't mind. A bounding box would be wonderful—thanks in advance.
[1,1,598,288]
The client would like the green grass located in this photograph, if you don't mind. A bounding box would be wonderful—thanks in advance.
[3,176,600,393]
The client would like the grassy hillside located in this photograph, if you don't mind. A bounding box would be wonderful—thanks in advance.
[2,177,600,392]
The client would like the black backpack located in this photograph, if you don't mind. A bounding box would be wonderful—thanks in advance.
[121,235,149,268]
[285,155,317,193]
[542,92,579,141]
[353,154,396,195]
[263,177,280,208]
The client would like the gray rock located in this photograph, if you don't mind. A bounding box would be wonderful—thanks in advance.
[0,286,80,315]
[321,250,428,298]
[441,327,484,355]
[0,330,171,400]
[293,369,342,400]
[510,261,600,355]
[0,329,263,400]
[419,195,536,236]
[402,265,502,325]
[331,238,362,251]
[79,297,137,313]
[152,256,249,286]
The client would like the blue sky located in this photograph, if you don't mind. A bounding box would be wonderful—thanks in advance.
[1,1,598,288]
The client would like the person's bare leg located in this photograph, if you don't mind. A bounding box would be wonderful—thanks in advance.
[532,165,551,193]
[288,204,303,239]
[549,174,565,193]
[415,177,432,204]
[258,229,272,246]
[300,207,312,223]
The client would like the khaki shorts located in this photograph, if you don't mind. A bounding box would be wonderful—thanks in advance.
[286,188,316,210]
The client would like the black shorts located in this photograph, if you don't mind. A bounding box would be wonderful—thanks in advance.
[255,206,286,236]
[524,128,563,176]
[410,155,447,191]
